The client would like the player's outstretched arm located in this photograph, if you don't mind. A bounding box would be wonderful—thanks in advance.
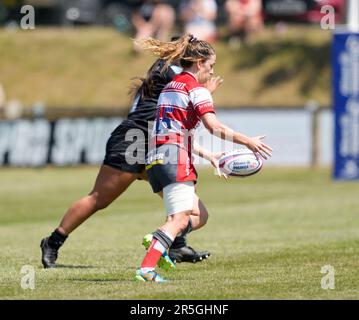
[201,112,273,159]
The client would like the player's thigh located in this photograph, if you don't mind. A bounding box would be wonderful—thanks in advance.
[90,165,139,202]
[138,169,149,181]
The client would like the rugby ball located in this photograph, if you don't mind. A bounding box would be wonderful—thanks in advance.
[219,149,263,177]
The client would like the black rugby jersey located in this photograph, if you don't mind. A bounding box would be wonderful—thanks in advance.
[123,59,181,133]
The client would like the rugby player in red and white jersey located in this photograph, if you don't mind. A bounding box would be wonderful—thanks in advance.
[135,34,273,282]
[40,50,224,270]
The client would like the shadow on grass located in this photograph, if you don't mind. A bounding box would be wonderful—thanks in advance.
[233,39,330,98]
[68,278,122,282]
[56,264,97,269]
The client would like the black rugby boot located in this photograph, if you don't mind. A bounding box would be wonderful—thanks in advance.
[169,246,211,263]
[40,237,58,268]
[40,229,67,268]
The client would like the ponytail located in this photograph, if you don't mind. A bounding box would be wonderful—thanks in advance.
[134,34,215,69]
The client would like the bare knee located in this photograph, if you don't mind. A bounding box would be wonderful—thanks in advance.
[180,216,190,232]
[89,191,112,212]
[174,214,190,233]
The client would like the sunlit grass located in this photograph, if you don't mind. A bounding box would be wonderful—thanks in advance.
[0,166,358,299]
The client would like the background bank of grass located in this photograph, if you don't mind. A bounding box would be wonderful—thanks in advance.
[0,25,331,110]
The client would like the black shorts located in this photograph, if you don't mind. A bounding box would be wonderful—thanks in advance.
[103,123,148,174]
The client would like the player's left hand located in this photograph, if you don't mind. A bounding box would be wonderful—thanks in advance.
[247,135,273,160]
[210,151,228,180]
[205,76,224,94]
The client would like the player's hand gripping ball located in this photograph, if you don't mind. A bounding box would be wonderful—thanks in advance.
[219,149,263,177]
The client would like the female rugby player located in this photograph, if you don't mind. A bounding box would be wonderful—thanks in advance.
[135,34,273,282]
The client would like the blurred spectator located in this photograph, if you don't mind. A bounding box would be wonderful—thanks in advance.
[0,83,5,110]
[0,2,7,25]
[4,100,23,120]
[0,82,23,119]
[132,0,175,50]
[225,0,263,46]
[180,0,218,43]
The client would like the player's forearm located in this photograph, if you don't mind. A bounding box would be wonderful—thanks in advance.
[193,141,213,161]
[202,113,251,148]
[209,122,251,147]
[232,130,251,147]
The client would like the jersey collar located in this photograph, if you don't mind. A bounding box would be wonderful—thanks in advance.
[182,71,198,81]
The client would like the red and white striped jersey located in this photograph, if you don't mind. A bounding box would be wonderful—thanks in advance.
[151,72,216,148]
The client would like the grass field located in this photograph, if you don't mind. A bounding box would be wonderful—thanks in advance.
[0,25,331,109]
[0,166,358,299]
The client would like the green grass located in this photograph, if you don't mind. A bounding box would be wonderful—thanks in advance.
[0,25,331,110]
[0,166,358,299]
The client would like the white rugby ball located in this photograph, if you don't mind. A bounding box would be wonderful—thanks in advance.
[219,149,263,177]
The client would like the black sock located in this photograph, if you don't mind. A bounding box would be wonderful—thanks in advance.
[171,219,193,249]
[48,229,68,249]
[171,235,187,249]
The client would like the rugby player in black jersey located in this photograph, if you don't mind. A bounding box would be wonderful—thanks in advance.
[40,54,224,269]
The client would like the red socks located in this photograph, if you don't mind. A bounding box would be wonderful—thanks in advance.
[140,239,166,273]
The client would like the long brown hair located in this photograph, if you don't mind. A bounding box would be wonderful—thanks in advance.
[128,58,164,99]
[129,34,215,98]
[134,34,215,69]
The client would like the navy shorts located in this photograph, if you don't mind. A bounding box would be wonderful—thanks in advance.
[146,144,197,193]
